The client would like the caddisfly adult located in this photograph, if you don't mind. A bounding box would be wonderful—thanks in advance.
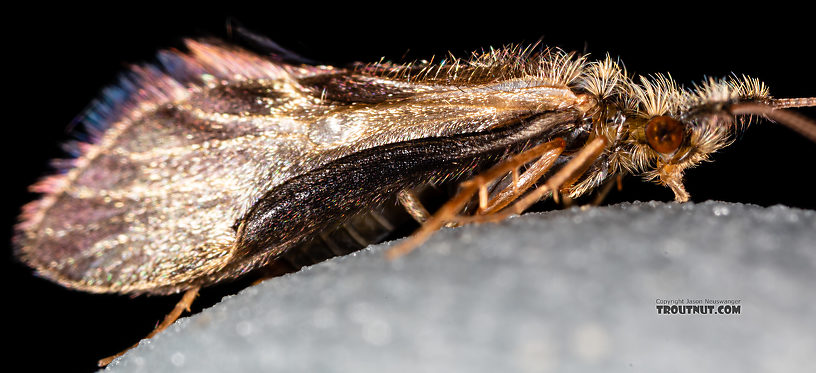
[14,31,816,365]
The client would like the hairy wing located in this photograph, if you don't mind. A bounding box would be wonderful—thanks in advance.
[16,40,581,294]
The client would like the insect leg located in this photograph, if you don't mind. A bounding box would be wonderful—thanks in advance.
[455,136,607,225]
[497,137,608,218]
[398,189,462,228]
[397,189,432,224]
[385,138,568,259]
[98,286,201,367]
[477,141,565,214]
[588,173,623,207]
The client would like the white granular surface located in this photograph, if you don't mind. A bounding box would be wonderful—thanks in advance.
[105,201,816,373]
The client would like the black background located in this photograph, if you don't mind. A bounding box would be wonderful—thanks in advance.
[5,5,815,372]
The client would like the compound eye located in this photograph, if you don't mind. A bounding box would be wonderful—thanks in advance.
[645,116,685,154]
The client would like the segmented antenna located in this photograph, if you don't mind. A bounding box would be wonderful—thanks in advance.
[731,99,816,142]
[770,97,816,109]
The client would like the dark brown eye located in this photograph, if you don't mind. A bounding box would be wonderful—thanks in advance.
[645,116,685,154]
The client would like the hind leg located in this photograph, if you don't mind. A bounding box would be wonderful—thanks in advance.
[385,138,569,259]
[98,286,200,366]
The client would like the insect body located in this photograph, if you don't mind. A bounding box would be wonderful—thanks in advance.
[15,40,815,297]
